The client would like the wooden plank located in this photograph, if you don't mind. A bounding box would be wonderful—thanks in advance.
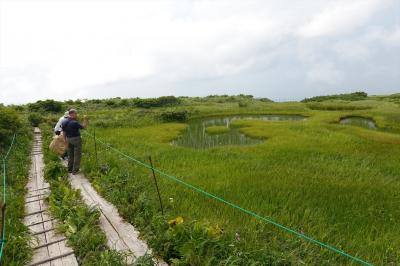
[27,251,74,266]
[68,170,168,265]
[27,218,55,227]
[25,129,78,266]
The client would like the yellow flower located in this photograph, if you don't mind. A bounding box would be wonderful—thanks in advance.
[176,216,184,224]
[168,216,184,226]
[206,225,222,236]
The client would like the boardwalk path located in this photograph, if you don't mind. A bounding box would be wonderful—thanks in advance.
[24,128,78,266]
[66,164,167,264]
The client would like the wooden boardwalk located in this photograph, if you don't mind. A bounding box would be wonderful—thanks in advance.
[68,170,167,265]
[24,128,78,266]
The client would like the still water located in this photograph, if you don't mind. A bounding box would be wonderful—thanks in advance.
[173,115,305,149]
[340,117,377,129]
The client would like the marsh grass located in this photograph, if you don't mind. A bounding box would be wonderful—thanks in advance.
[205,126,230,134]
[0,134,33,266]
[60,97,400,264]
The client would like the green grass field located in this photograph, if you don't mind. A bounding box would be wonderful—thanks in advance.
[3,94,396,265]
[71,96,400,265]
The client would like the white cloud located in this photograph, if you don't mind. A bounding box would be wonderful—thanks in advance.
[366,27,400,46]
[0,0,398,104]
[297,0,389,38]
[306,62,343,84]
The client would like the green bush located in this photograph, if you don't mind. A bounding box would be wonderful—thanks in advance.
[0,106,20,143]
[160,111,188,122]
[44,160,67,180]
[135,96,181,108]
[27,113,44,127]
[28,99,63,113]
[105,99,116,106]
[238,101,249,107]
[306,102,373,111]
[259,97,273,102]
[0,126,32,265]
[301,91,368,102]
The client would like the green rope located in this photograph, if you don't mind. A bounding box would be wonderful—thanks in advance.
[83,131,373,266]
[0,134,16,261]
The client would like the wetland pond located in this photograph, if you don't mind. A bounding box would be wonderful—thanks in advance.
[173,114,305,149]
[339,116,377,129]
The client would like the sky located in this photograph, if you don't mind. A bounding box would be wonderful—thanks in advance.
[0,0,399,104]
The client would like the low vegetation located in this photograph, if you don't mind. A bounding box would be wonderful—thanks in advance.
[306,102,372,111]
[0,107,21,143]
[1,93,399,265]
[74,94,400,265]
[159,111,188,122]
[301,91,368,102]
[41,127,133,265]
[28,99,64,113]
[134,96,181,109]
[0,106,32,266]
[27,113,44,127]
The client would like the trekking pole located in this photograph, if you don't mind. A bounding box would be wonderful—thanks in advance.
[148,156,164,215]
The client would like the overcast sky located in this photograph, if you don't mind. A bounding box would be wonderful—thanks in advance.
[0,0,399,104]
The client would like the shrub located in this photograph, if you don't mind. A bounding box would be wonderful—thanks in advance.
[44,160,67,180]
[238,94,253,98]
[135,96,181,108]
[105,99,116,106]
[259,98,273,102]
[28,99,63,113]
[86,99,102,104]
[9,105,25,111]
[238,101,249,108]
[28,113,44,127]
[119,99,130,106]
[0,106,20,143]
[160,111,188,122]
[301,91,368,102]
[306,102,372,111]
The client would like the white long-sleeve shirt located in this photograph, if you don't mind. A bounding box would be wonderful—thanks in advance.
[54,116,68,133]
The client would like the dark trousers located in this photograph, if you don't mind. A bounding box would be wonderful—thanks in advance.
[67,137,82,172]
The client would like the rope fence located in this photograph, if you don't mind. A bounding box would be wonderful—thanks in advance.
[0,134,16,262]
[83,130,373,266]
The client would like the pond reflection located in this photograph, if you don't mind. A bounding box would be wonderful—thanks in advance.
[173,115,305,149]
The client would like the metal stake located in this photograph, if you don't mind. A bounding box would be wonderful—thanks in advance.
[148,156,164,215]
[93,129,98,169]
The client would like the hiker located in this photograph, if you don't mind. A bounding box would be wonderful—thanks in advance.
[62,109,89,174]
[54,111,69,135]
[54,111,70,159]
